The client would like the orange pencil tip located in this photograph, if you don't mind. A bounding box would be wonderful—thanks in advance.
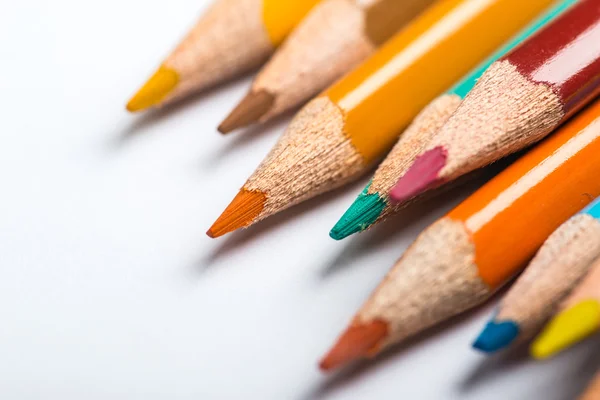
[319,320,388,372]
[207,189,266,238]
[218,90,274,134]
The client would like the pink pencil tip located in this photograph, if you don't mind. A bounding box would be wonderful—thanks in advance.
[389,146,447,203]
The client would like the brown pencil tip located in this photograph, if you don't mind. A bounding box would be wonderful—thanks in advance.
[319,320,388,372]
[218,90,275,134]
[206,189,267,238]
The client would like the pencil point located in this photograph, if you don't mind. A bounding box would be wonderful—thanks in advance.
[207,189,267,238]
[472,319,519,353]
[330,185,387,240]
[319,320,388,372]
[531,300,600,360]
[218,90,275,134]
[127,66,179,112]
[389,146,447,203]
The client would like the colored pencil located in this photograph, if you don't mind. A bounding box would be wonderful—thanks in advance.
[531,243,600,357]
[319,99,600,372]
[218,0,437,133]
[329,0,576,240]
[390,0,600,205]
[473,197,600,353]
[207,0,556,238]
[579,372,600,400]
[126,0,320,112]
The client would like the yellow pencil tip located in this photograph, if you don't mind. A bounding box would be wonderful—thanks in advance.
[531,300,600,360]
[126,66,179,112]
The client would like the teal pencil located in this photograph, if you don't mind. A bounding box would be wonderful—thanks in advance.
[329,0,577,241]
[473,196,600,354]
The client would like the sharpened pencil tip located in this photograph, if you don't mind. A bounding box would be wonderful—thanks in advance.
[218,90,275,134]
[330,186,387,240]
[207,189,266,238]
[472,319,519,353]
[389,147,447,203]
[319,320,388,372]
[531,300,600,360]
[127,66,179,112]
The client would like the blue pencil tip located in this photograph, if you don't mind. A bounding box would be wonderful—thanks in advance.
[329,183,387,241]
[472,320,520,353]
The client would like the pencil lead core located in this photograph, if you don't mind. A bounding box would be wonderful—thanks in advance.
[531,300,600,360]
[127,66,179,112]
[218,90,275,134]
[472,319,519,353]
[207,189,266,238]
[389,146,447,203]
[330,190,387,240]
[319,320,388,372]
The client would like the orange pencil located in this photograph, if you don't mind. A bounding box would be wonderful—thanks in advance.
[320,99,600,372]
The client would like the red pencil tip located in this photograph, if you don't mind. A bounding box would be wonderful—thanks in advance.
[389,146,447,203]
[319,320,388,372]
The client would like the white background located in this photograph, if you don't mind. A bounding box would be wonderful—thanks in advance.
[1,0,598,398]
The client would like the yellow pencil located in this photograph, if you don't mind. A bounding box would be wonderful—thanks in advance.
[532,254,600,359]
[126,0,320,112]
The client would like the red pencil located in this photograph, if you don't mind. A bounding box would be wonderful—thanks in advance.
[390,0,600,204]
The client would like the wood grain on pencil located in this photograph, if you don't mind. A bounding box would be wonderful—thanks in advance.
[320,98,600,371]
[579,373,600,400]
[330,0,576,240]
[391,0,600,204]
[126,0,320,112]
[218,0,437,133]
[208,0,556,238]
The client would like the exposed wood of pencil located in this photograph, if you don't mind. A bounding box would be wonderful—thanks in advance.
[209,97,364,237]
[321,217,489,371]
[218,0,437,133]
[391,0,600,203]
[329,94,461,240]
[209,0,558,237]
[321,98,600,371]
[127,0,320,112]
[580,372,600,400]
[473,214,600,353]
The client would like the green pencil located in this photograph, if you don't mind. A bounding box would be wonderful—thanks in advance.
[329,0,577,241]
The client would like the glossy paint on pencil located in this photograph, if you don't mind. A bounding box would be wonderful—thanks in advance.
[391,0,600,205]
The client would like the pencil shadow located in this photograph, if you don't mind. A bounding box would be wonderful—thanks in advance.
[202,109,297,167]
[459,330,600,397]
[112,77,246,146]
[544,337,600,400]
[300,305,494,400]
[318,177,485,279]
[196,178,368,271]
[459,341,531,392]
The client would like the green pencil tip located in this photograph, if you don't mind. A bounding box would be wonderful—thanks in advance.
[329,184,387,241]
